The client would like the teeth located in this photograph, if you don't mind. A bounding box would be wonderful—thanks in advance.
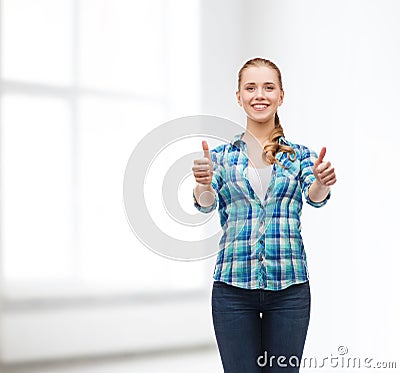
[253,104,267,109]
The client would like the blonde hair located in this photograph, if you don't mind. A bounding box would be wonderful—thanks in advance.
[237,57,296,166]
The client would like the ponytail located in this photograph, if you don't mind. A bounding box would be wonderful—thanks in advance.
[263,113,296,167]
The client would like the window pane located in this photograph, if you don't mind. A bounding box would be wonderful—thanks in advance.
[166,0,201,116]
[1,94,75,281]
[1,0,73,85]
[78,0,165,95]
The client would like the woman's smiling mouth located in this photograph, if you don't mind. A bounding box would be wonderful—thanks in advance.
[251,104,269,111]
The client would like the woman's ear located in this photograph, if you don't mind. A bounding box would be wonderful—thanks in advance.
[278,90,284,106]
[236,91,242,107]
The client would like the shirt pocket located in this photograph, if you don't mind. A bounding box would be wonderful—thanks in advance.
[273,158,302,203]
[274,156,301,180]
[225,164,255,206]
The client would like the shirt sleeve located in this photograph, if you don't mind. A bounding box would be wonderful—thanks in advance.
[299,145,331,208]
[193,148,224,214]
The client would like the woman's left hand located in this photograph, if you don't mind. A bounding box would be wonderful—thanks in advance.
[313,147,336,187]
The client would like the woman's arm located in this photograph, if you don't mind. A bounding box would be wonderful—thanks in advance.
[192,140,217,208]
[193,183,216,207]
[308,182,331,203]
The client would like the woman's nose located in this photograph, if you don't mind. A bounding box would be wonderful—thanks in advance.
[255,87,265,98]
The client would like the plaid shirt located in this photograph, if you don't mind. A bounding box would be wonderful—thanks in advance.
[193,132,331,290]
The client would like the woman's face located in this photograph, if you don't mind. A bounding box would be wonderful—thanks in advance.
[236,65,284,125]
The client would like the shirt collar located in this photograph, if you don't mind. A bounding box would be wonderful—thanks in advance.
[230,132,290,147]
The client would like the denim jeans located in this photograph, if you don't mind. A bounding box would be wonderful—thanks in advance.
[212,280,311,373]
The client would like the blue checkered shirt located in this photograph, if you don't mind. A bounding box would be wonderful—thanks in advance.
[193,132,331,290]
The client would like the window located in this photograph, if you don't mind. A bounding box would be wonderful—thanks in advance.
[0,0,206,299]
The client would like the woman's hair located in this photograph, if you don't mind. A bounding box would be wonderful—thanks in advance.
[237,57,296,166]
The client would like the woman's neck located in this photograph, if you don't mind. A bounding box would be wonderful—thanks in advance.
[244,117,275,145]
[242,118,276,168]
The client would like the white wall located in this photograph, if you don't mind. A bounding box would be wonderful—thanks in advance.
[238,0,400,365]
[200,0,247,124]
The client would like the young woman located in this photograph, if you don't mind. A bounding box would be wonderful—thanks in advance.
[192,58,336,373]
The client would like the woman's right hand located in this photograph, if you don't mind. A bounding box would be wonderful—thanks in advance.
[192,140,214,185]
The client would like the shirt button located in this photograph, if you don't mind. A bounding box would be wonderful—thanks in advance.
[258,253,263,261]
[259,239,264,245]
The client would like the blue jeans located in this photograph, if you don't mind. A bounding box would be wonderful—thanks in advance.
[212,280,311,373]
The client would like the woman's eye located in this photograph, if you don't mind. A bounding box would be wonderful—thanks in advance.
[246,87,255,91]
[266,86,274,90]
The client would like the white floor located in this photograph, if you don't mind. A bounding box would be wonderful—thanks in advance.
[1,347,224,373]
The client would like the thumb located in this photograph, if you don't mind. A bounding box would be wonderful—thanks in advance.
[315,147,326,166]
[202,140,211,160]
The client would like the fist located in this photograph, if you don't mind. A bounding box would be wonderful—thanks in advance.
[192,140,214,185]
[313,147,336,187]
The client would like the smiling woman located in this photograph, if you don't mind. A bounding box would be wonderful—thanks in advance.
[192,57,336,373]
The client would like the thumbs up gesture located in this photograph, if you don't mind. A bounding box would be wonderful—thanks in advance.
[192,140,214,186]
[313,147,336,187]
